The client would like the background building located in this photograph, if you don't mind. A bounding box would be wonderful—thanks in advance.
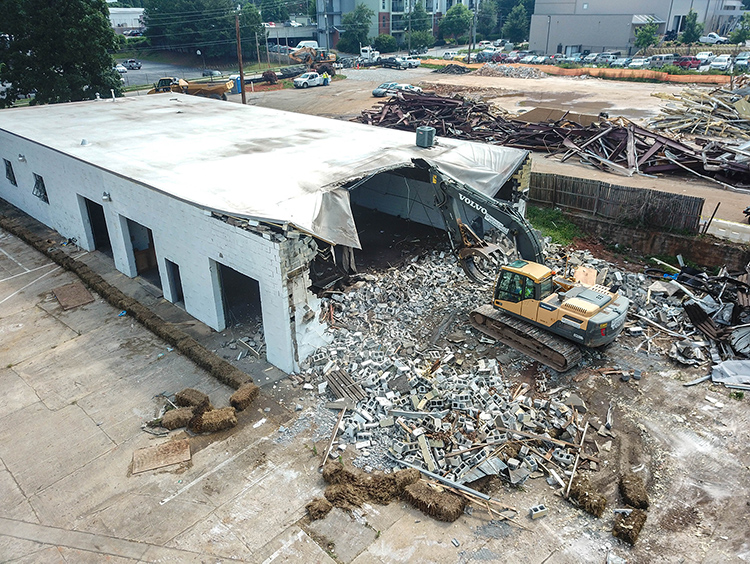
[529,0,745,56]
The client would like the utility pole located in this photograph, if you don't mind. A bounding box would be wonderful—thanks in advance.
[255,32,262,69]
[408,8,412,54]
[235,11,246,104]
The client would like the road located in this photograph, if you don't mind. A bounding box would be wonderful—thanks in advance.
[115,58,208,88]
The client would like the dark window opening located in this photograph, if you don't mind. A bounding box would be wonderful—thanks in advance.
[4,159,16,186]
[165,259,185,307]
[32,173,48,203]
[126,218,161,288]
[216,263,265,351]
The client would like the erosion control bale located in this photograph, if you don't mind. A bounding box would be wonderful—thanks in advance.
[188,398,211,434]
[321,462,419,509]
[613,508,647,545]
[199,407,238,432]
[306,497,333,520]
[175,388,213,409]
[619,473,649,509]
[568,474,606,517]
[161,407,194,430]
[402,480,466,522]
[230,383,259,410]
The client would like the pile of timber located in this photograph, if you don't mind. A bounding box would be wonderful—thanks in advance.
[354,93,750,188]
[649,88,750,139]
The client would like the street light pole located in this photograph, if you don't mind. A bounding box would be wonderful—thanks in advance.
[235,12,246,104]
[197,49,205,70]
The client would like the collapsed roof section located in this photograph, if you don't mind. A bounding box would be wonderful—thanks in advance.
[0,94,528,248]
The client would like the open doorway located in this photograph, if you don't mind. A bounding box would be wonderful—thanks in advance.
[83,197,112,256]
[126,218,161,288]
[165,259,184,307]
[217,263,262,327]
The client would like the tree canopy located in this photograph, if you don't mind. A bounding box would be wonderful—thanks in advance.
[144,0,265,60]
[335,3,374,53]
[729,12,750,44]
[477,0,498,38]
[408,29,435,50]
[373,34,397,53]
[634,21,658,52]
[260,0,288,23]
[679,10,703,44]
[439,4,472,41]
[408,0,431,33]
[501,3,528,43]
[0,0,122,107]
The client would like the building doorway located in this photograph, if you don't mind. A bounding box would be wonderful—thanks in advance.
[83,198,111,255]
[165,259,184,307]
[126,219,161,288]
[217,263,262,328]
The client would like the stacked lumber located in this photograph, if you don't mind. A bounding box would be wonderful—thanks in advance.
[649,88,750,139]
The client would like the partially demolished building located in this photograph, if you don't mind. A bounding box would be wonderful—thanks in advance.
[0,94,533,372]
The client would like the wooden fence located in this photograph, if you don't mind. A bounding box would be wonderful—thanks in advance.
[529,172,705,234]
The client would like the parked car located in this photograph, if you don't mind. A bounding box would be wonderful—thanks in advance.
[735,52,750,69]
[293,72,324,88]
[381,56,409,69]
[628,57,650,69]
[491,51,508,63]
[402,55,421,68]
[520,55,536,63]
[563,53,583,64]
[475,50,494,63]
[595,53,619,65]
[583,53,599,63]
[409,47,428,55]
[648,54,675,68]
[123,59,142,70]
[394,84,422,94]
[696,51,716,64]
[372,81,399,97]
[710,54,733,71]
[114,64,127,73]
[202,69,222,77]
[262,22,276,27]
[283,20,303,27]
[443,51,458,60]
[699,32,728,44]
[610,57,632,67]
[675,56,701,69]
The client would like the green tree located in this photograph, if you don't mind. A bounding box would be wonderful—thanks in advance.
[145,0,237,59]
[308,0,317,23]
[0,0,122,107]
[408,0,431,33]
[634,21,658,53]
[477,0,498,37]
[679,9,703,44]
[239,3,267,61]
[335,3,374,53]
[439,4,472,41]
[408,29,435,50]
[501,3,528,43]
[730,12,750,44]
[373,34,397,53]
[260,0,288,23]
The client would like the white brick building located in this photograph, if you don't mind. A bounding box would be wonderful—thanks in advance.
[0,94,529,373]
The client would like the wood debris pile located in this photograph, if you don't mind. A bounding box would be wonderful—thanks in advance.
[649,87,750,139]
[355,92,750,187]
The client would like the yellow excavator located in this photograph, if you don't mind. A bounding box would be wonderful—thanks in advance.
[289,47,337,74]
[424,162,629,372]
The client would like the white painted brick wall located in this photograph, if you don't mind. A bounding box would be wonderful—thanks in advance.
[0,131,329,373]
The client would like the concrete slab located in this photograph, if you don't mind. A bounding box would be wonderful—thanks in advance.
[0,229,54,276]
[0,402,114,496]
[0,536,62,563]
[132,438,191,474]
[37,294,115,335]
[252,526,337,564]
[305,508,377,563]
[0,264,73,318]
[0,367,39,416]
[0,461,37,522]
[0,305,79,367]
[164,510,256,560]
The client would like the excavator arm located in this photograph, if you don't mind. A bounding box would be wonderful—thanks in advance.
[424,163,544,282]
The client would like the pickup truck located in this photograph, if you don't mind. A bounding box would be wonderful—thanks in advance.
[123,59,142,70]
[381,56,408,69]
[293,72,324,88]
[699,32,728,44]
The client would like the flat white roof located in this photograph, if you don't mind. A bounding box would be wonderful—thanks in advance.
[0,94,527,247]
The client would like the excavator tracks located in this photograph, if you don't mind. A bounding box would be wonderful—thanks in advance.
[469,304,583,372]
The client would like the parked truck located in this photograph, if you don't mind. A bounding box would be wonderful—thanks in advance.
[147,77,233,100]
[358,45,381,66]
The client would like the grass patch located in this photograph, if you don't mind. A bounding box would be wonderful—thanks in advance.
[526,206,582,245]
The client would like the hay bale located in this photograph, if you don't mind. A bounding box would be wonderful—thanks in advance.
[230,383,259,410]
[199,407,237,432]
[175,388,212,409]
[568,474,606,517]
[321,462,419,509]
[161,407,194,430]
[613,508,647,545]
[187,398,211,433]
[221,368,250,390]
[306,497,333,520]
[324,483,366,508]
[402,480,466,522]
[619,473,649,509]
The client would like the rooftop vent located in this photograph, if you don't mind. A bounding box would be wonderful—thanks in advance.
[416,126,436,148]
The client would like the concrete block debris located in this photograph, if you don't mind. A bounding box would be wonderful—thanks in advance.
[529,504,549,520]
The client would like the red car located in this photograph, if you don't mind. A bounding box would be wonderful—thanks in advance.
[675,56,700,69]
[491,52,508,62]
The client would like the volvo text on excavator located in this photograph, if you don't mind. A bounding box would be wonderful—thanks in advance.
[427,163,629,372]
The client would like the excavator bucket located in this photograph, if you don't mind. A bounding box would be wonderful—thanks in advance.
[458,243,506,284]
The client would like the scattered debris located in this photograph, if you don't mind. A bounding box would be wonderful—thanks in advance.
[433,64,471,74]
[474,63,547,79]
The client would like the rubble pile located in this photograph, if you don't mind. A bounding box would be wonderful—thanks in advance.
[475,63,547,79]
[355,93,750,188]
[302,245,750,488]
[432,64,472,74]
[650,87,750,139]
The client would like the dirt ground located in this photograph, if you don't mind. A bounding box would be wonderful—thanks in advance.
[232,68,750,224]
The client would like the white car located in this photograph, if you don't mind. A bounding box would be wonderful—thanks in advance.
[114,64,127,73]
[520,55,536,63]
[583,53,599,63]
[699,32,728,44]
[293,72,324,88]
[710,54,732,71]
[394,84,422,94]
[402,56,421,68]
[443,51,458,60]
[628,57,650,68]
[696,51,716,64]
